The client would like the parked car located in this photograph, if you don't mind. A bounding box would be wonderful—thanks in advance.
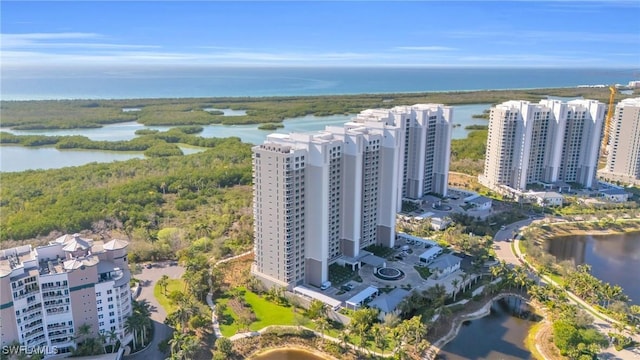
[145,263,153,269]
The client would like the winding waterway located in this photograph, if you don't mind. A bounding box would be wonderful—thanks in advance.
[437,297,537,360]
[1,104,489,172]
[546,232,640,305]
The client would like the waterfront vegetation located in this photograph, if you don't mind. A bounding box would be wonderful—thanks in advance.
[257,123,284,130]
[0,87,625,129]
[520,223,640,354]
[0,127,231,156]
[0,138,253,246]
[449,129,487,175]
[463,124,488,130]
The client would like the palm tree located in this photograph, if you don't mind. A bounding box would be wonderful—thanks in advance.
[75,323,93,346]
[169,332,186,357]
[107,328,119,352]
[372,324,388,355]
[98,331,108,354]
[490,264,502,281]
[307,299,327,320]
[315,316,329,344]
[138,314,151,347]
[451,279,460,301]
[180,335,199,360]
[460,272,470,293]
[339,330,350,353]
[125,315,140,350]
[158,275,170,296]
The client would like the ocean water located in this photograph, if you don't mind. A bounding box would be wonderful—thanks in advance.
[2,67,637,100]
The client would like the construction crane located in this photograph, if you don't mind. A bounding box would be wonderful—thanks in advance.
[601,85,617,155]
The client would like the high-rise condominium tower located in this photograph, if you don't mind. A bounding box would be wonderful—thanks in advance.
[0,234,133,355]
[251,105,452,289]
[480,99,605,192]
[603,98,640,184]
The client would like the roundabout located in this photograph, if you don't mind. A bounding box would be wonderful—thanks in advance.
[374,267,405,281]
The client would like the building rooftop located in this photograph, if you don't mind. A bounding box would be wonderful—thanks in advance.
[0,246,34,277]
[346,286,379,308]
[63,256,99,270]
[429,254,461,271]
[467,195,492,205]
[62,237,91,252]
[293,286,342,309]
[360,254,386,268]
[368,288,410,313]
[103,239,128,251]
[419,246,443,260]
[529,191,563,198]
[600,188,628,195]
[619,97,640,107]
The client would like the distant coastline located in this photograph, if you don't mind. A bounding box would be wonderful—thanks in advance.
[2,67,637,101]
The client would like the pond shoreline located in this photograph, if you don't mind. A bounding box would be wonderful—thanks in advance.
[430,292,538,359]
[248,345,340,360]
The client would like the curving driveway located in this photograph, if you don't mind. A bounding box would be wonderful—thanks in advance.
[125,261,184,360]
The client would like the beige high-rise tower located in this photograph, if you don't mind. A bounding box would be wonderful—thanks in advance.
[251,104,452,290]
[602,98,640,185]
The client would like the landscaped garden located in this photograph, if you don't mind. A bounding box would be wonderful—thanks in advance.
[328,263,360,286]
[216,287,296,337]
[364,244,397,259]
[154,277,186,314]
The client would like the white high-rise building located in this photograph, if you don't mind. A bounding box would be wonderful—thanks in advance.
[480,99,605,192]
[251,105,452,289]
[352,104,453,199]
[602,98,640,184]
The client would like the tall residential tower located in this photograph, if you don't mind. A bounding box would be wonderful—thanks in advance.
[251,104,452,289]
[602,98,640,185]
[480,99,605,192]
[0,234,133,355]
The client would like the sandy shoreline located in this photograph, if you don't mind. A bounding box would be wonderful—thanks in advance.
[248,345,340,360]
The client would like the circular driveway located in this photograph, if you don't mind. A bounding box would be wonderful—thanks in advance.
[125,261,184,360]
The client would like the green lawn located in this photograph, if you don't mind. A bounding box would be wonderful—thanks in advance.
[153,278,185,314]
[217,287,296,337]
[414,266,431,280]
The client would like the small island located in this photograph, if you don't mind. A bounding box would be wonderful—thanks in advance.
[257,123,285,131]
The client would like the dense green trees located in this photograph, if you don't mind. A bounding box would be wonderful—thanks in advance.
[449,130,487,175]
[0,138,253,241]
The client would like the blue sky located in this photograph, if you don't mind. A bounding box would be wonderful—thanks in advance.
[1,1,639,70]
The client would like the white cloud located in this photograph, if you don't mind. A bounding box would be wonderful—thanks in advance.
[0,32,635,68]
[395,46,457,51]
[1,32,160,51]
[445,30,640,44]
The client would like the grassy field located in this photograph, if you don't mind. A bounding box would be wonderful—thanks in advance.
[153,278,186,314]
[217,287,296,337]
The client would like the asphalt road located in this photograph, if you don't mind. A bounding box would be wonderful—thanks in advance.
[125,262,184,360]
